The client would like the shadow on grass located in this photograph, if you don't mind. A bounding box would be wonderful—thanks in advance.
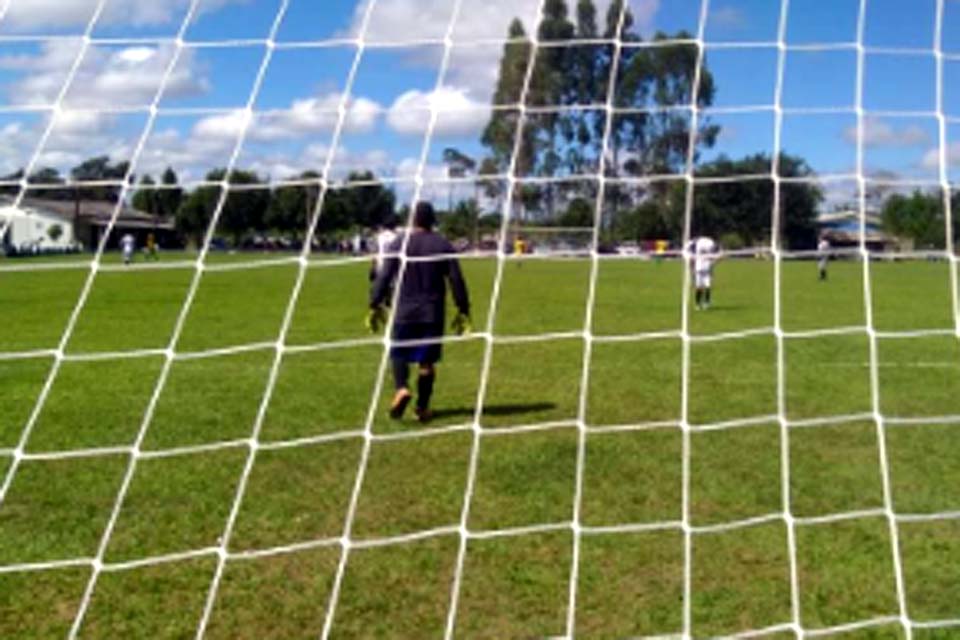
[692,304,744,313]
[429,402,557,421]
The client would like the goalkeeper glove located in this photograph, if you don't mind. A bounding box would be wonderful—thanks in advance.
[366,305,388,333]
[451,311,472,336]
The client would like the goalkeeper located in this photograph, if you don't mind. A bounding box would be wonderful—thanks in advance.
[368,202,471,423]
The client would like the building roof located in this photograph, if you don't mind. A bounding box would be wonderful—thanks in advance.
[817,209,892,244]
[0,196,175,230]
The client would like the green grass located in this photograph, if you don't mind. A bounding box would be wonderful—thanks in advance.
[1,255,960,637]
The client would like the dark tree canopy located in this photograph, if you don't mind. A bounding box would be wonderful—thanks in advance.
[882,190,954,250]
[602,153,821,248]
[70,156,130,203]
[319,171,396,234]
[265,171,321,239]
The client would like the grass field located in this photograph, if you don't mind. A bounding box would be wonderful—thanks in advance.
[1,253,960,639]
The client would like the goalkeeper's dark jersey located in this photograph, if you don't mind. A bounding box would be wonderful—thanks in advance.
[370,230,470,325]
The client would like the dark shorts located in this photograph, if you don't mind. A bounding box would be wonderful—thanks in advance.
[391,322,444,364]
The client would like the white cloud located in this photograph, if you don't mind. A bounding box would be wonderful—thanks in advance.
[709,6,747,29]
[0,40,207,107]
[36,111,139,173]
[387,87,490,136]
[184,92,382,148]
[52,109,108,134]
[116,46,157,64]
[255,94,381,140]
[135,95,387,182]
[2,0,242,31]
[359,0,543,43]
[921,142,960,170]
[193,109,251,141]
[843,118,931,148]
[630,0,663,34]
[71,44,206,107]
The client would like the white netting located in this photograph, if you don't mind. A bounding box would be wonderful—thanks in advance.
[0,0,959,638]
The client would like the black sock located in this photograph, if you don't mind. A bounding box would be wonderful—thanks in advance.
[696,289,703,306]
[417,369,435,410]
[392,359,409,391]
[705,289,711,305]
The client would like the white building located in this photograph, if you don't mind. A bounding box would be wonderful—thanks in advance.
[1,197,177,256]
[0,204,77,253]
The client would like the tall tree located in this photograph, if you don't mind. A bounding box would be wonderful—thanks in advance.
[481,0,719,223]
[175,168,269,248]
[132,174,158,215]
[175,183,219,248]
[158,167,183,217]
[442,148,478,213]
[70,156,129,202]
[882,190,948,250]
[265,170,321,239]
[319,171,396,234]
[481,19,533,176]
[677,153,822,249]
[613,32,719,177]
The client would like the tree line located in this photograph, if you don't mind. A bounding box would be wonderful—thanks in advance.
[880,189,960,251]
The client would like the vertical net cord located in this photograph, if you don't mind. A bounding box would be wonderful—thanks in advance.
[855,0,913,636]
[65,2,293,636]
[191,3,382,637]
[936,0,960,336]
[770,0,802,635]
[439,2,549,636]
[564,1,630,636]
[679,0,712,636]
[317,1,466,637]
[0,0,113,505]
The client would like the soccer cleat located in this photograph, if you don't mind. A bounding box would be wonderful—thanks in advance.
[415,407,434,424]
[389,388,412,420]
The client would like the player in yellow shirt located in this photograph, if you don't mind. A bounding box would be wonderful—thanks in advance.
[145,232,159,261]
[513,236,527,267]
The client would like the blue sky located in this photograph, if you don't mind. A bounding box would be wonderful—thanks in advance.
[0,0,957,205]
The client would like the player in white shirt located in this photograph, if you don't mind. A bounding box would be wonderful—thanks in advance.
[689,236,718,310]
[817,235,830,281]
[370,215,401,283]
[120,233,136,266]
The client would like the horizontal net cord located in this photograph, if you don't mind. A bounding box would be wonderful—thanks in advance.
[0,31,954,56]
[1,167,952,199]
[0,100,950,123]
[10,403,956,465]
[3,249,955,278]
[2,243,957,278]
[2,503,959,579]
[3,319,960,368]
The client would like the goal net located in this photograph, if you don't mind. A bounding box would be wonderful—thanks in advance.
[0,0,959,638]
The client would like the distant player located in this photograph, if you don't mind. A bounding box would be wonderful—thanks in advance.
[120,233,135,265]
[513,235,527,268]
[368,202,471,423]
[370,215,400,282]
[688,235,718,310]
[817,235,830,281]
[514,235,527,256]
[145,232,158,261]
